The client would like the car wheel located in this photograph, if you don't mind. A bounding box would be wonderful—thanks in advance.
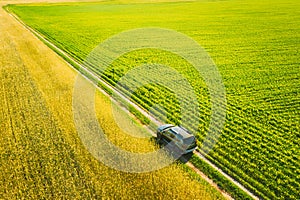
[156,132,161,141]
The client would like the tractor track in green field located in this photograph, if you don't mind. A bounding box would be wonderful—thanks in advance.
[5,6,260,200]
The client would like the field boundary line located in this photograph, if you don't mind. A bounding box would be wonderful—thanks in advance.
[5,7,259,200]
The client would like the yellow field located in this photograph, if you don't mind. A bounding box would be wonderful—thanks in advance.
[0,1,225,199]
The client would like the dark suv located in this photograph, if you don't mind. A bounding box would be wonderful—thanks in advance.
[156,124,197,154]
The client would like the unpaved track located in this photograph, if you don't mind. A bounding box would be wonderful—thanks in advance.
[0,1,256,199]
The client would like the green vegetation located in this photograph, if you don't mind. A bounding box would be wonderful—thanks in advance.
[190,155,253,200]
[6,0,300,199]
[0,5,224,198]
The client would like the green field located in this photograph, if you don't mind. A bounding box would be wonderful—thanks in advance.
[0,2,227,198]
[6,0,300,199]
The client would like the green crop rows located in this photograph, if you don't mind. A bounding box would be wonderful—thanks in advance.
[7,0,300,199]
[0,6,224,198]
